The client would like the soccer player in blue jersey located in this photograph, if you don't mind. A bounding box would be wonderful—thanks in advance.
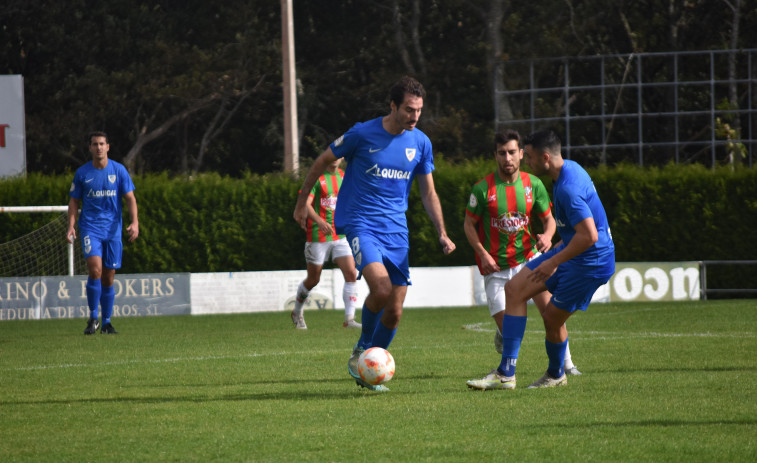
[66,132,139,335]
[470,129,615,389]
[293,76,456,391]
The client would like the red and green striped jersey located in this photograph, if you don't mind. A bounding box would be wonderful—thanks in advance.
[465,170,551,273]
[307,169,344,242]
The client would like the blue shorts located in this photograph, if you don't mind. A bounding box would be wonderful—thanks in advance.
[345,230,411,286]
[526,247,612,313]
[80,232,123,270]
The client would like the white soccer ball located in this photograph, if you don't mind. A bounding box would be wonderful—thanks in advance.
[357,347,395,385]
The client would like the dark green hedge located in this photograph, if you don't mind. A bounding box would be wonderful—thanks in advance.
[2,162,756,277]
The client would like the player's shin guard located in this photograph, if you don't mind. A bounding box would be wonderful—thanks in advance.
[343,282,358,321]
[498,314,527,377]
[546,337,568,378]
[86,278,102,320]
[100,285,115,324]
[371,320,396,349]
[358,305,382,349]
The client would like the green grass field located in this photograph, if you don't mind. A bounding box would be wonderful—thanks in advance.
[1,300,756,462]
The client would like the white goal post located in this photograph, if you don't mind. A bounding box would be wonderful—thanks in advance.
[0,205,76,276]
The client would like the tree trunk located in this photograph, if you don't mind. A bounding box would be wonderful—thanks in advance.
[484,0,514,127]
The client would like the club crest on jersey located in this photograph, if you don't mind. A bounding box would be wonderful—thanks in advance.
[491,211,530,235]
[405,148,416,162]
[524,185,533,203]
[108,175,116,183]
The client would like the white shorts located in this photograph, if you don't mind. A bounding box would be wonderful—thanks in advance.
[483,253,540,317]
[304,238,352,265]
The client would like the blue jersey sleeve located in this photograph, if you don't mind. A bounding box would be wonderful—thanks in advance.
[564,186,594,228]
[117,163,136,195]
[69,170,84,200]
[330,123,364,161]
[415,137,435,176]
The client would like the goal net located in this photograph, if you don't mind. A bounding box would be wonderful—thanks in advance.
[0,208,87,277]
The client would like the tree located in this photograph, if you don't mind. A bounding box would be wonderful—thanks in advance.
[2,0,754,175]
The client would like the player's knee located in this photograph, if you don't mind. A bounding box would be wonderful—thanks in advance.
[504,279,525,302]
[370,282,393,305]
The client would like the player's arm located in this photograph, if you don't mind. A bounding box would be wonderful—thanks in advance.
[463,213,499,274]
[416,173,455,255]
[124,191,139,242]
[305,195,332,235]
[66,197,80,243]
[294,148,337,230]
[529,217,598,283]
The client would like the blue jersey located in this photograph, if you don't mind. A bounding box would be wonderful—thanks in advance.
[330,117,435,234]
[69,160,135,240]
[553,160,614,276]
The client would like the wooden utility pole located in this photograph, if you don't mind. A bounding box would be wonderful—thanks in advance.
[281,0,299,174]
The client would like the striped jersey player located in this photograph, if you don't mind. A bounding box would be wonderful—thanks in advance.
[290,158,360,330]
[305,167,343,242]
[464,130,581,391]
[471,128,615,389]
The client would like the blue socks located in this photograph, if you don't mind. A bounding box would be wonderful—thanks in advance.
[86,279,115,325]
[358,305,383,349]
[497,315,527,377]
[546,337,569,378]
[86,278,102,320]
[355,304,397,349]
[371,321,396,349]
[100,285,115,324]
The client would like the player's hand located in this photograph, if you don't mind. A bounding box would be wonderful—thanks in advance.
[479,252,500,275]
[528,258,558,283]
[293,204,308,231]
[535,233,552,253]
[126,222,139,242]
[318,219,333,235]
[439,235,456,255]
[66,228,76,244]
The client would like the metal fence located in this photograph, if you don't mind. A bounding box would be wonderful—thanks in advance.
[699,260,757,300]
[497,49,757,168]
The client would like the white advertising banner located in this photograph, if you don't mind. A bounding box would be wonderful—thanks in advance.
[0,263,703,321]
[0,75,26,177]
[609,261,700,302]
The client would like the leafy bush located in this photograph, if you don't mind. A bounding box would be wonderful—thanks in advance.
[2,163,756,280]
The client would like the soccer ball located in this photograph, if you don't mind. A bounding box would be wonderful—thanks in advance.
[357,347,395,385]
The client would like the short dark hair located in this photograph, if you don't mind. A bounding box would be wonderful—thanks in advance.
[389,76,426,107]
[495,129,521,150]
[524,129,561,156]
[89,131,108,144]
